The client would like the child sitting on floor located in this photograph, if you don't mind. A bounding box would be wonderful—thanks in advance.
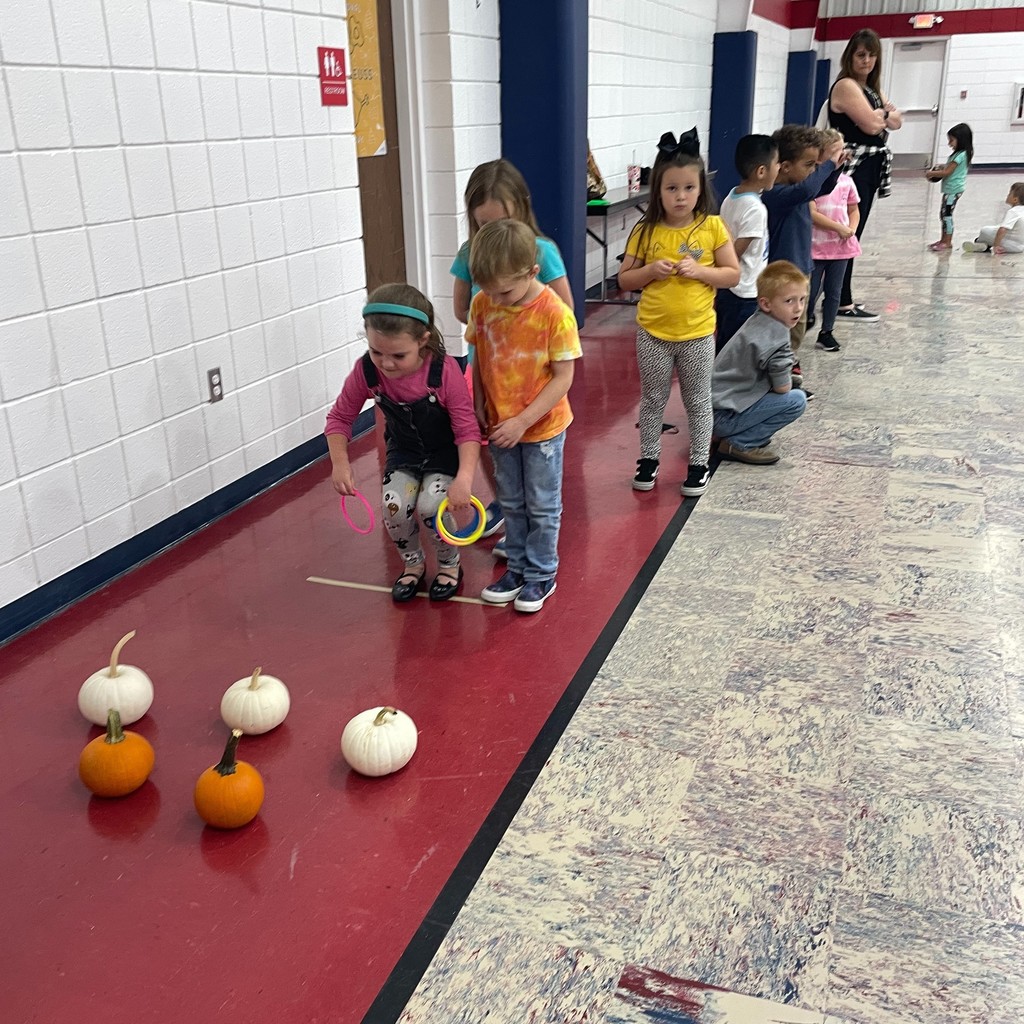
[712,261,808,466]
[962,182,1024,255]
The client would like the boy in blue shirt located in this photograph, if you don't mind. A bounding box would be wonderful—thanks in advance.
[762,126,846,394]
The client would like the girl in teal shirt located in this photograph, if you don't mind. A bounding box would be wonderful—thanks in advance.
[926,123,973,251]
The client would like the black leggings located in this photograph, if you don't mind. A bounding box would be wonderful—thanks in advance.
[841,154,883,307]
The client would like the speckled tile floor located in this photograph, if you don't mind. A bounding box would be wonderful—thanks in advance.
[398,175,1024,1023]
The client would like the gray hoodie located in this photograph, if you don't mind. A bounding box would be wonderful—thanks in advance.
[712,309,794,414]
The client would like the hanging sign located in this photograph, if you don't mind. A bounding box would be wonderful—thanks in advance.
[347,1,387,157]
[318,47,348,106]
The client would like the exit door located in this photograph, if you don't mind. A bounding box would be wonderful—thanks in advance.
[887,40,947,169]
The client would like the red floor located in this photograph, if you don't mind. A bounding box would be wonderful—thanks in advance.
[1,305,689,1023]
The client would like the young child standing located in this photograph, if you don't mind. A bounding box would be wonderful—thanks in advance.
[468,219,581,614]
[713,261,808,465]
[963,182,1024,254]
[325,283,481,604]
[925,122,973,251]
[809,129,862,352]
[762,125,846,395]
[451,158,575,548]
[716,134,780,353]
[618,129,740,496]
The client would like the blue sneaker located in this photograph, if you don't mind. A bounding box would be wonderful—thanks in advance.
[481,569,524,604]
[493,536,507,560]
[513,578,557,613]
[480,501,504,538]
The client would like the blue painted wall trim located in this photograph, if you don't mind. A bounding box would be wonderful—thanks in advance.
[814,58,833,126]
[785,51,817,126]
[709,31,757,201]
[499,0,588,323]
[0,407,376,647]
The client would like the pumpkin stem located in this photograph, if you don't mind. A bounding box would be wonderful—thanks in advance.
[248,667,262,690]
[105,708,126,745]
[373,707,397,726]
[215,729,243,776]
[107,630,136,678]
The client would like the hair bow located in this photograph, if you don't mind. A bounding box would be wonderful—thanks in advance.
[657,127,701,157]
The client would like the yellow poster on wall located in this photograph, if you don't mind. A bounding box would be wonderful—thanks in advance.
[347,0,387,157]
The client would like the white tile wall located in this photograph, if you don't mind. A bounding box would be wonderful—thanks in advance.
[586,0,717,291]
[939,32,1024,165]
[750,15,789,136]
[0,0,366,605]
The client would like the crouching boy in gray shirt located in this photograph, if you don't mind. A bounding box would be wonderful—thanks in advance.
[712,260,809,465]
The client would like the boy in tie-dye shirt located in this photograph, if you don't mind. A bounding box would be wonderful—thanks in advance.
[467,219,581,614]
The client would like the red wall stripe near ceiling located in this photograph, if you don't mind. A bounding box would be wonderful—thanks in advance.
[751,0,791,28]
[818,9,1024,41]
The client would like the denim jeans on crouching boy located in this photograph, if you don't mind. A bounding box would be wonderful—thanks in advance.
[490,431,566,583]
[713,389,806,450]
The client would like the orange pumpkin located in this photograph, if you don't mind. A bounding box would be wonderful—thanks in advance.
[79,708,155,797]
[194,729,264,829]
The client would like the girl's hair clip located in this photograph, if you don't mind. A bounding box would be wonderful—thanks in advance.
[363,302,430,325]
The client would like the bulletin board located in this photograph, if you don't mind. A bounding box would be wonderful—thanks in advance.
[347,0,388,157]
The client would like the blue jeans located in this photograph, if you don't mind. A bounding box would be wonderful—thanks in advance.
[713,389,806,450]
[490,431,566,582]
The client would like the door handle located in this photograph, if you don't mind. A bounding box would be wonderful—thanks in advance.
[931,104,939,116]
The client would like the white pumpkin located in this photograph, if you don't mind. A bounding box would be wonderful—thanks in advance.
[341,706,417,777]
[220,667,290,734]
[77,631,154,726]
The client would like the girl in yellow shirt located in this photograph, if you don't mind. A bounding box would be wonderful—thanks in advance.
[619,129,739,496]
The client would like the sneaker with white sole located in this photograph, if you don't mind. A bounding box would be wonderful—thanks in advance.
[632,457,659,491]
[815,330,840,352]
[480,501,504,538]
[681,464,710,497]
[493,536,507,559]
[513,578,557,613]
[962,240,990,253]
[481,569,524,604]
[836,305,880,323]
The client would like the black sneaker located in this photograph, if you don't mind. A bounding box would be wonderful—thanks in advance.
[836,306,880,323]
[632,458,659,491]
[815,330,840,352]
[802,385,815,401]
[807,312,816,330]
[681,464,710,497]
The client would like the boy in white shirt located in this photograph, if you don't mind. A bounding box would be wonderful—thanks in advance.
[962,182,1024,254]
[716,135,780,352]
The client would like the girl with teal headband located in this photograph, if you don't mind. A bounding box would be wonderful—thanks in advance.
[325,283,481,602]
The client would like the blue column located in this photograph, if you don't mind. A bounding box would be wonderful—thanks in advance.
[784,51,817,126]
[814,58,833,125]
[709,31,757,201]
[499,0,588,323]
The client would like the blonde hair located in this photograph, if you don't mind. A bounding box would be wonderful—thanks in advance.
[757,260,809,299]
[464,159,542,243]
[468,219,538,285]
[820,128,844,147]
[363,282,445,357]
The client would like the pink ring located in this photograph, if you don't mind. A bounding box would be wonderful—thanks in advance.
[340,491,375,535]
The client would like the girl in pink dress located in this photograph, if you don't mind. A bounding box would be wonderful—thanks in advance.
[809,131,863,352]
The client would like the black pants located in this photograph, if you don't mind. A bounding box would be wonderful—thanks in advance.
[841,154,883,307]
[714,289,757,354]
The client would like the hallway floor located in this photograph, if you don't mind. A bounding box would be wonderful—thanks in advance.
[398,175,1024,1023]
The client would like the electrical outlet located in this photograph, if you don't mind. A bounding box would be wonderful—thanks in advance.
[207,367,223,403]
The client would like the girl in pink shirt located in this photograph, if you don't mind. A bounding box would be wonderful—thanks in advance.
[809,135,863,352]
[325,283,481,603]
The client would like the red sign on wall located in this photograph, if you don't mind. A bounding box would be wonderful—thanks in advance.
[318,47,348,106]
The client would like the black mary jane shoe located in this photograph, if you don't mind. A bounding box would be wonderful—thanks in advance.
[428,566,463,602]
[391,569,425,603]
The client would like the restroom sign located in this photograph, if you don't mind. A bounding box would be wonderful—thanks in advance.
[318,47,348,106]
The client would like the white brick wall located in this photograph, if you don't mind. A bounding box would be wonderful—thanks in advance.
[939,32,1024,165]
[0,0,367,606]
[750,14,789,135]
[586,0,717,291]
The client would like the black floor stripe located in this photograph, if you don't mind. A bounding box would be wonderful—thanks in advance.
[362,460,720,1023]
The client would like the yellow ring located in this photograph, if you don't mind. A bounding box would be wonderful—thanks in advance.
[435,495,486,546]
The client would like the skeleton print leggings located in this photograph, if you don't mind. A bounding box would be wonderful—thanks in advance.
[381,469,460,569]
[636,327,715,465]
[940,191,963,236]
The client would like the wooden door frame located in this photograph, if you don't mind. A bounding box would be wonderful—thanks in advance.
[389,0,432,293]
